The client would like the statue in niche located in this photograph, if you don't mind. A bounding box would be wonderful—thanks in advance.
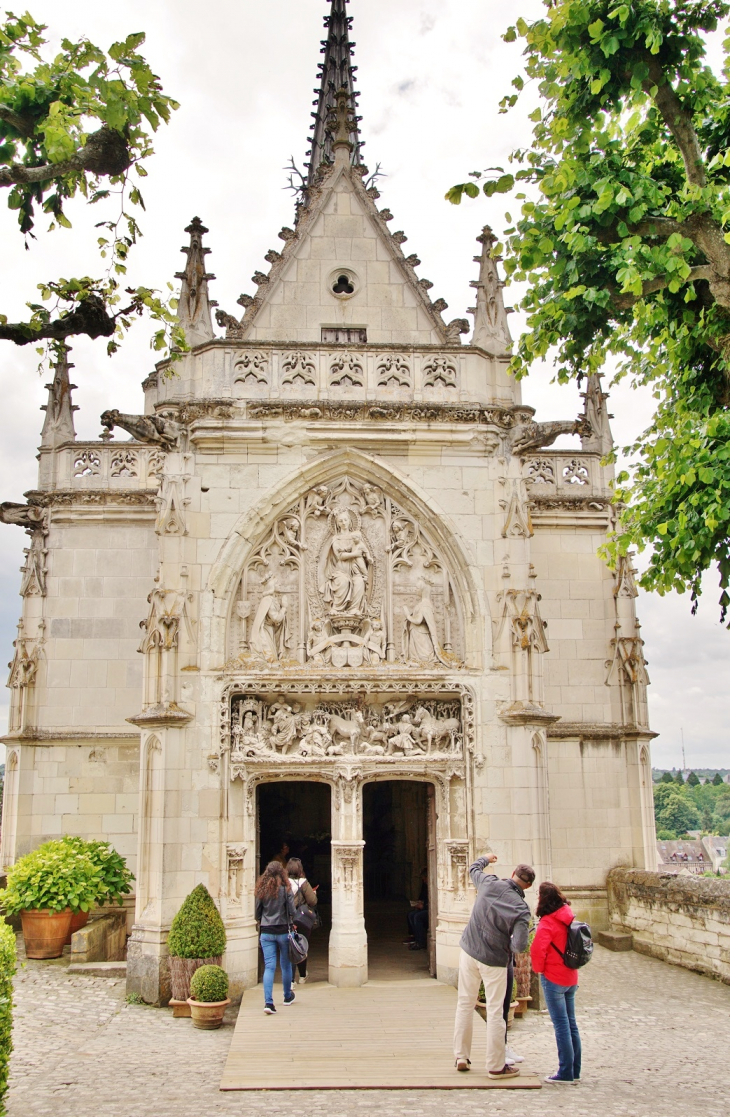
[268,700,303,753]
[402,575,448,666]
[361,484,385,513]
[249,569,290,662]
[318,508,372,616]
[363,618,386,665]
[306,618,332,665]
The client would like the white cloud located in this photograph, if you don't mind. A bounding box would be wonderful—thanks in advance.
[0,0,727,768]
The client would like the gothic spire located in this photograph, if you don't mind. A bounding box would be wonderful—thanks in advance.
[175,216,216,347]
[469,226,512,356]
[580,373,614,455]
[305,0,363,188]
[40,344,77,450]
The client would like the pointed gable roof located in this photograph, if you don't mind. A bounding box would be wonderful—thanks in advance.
[238,157,453,346]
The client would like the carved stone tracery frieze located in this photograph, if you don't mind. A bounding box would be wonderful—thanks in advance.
[230,475,464,670]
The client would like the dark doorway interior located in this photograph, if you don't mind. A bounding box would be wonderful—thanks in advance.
[257,781,331,982]
[363,780,431,979]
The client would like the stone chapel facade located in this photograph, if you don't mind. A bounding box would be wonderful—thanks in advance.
[0,0,656,1001]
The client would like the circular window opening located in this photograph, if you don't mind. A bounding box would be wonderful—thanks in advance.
[329,267,358,300]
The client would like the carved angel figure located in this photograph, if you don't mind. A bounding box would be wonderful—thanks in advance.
[402,576,448,665]
[318,509,371,615]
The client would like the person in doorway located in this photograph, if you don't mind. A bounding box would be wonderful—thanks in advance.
[286,857,318,984]
[453,855,535,1081]
[255,861,297,1014]
[403,868,429,951]
[530,881,581,1084]
[272,840,290,866]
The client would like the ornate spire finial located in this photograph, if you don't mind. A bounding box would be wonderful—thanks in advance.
[40,344,77,450]
[305,0,362,187]
[469,226,512,356]
[580,373,614,455]
[175,216,216,347]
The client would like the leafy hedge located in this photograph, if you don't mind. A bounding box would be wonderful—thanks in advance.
[167,885,226,960]
[0,921,16,1111]
[59,838,134,905]
[190,964,228,1003]
[0,842,101,915]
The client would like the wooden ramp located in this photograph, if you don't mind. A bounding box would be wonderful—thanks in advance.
[220,979,541,1090]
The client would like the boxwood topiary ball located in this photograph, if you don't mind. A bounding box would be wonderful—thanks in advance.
[168,884,226,959]
[190,964,229,1003]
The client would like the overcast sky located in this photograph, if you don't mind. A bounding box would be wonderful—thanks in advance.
[0,0,727,770]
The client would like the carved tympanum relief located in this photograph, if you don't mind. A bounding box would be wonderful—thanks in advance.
[230,475,463,669]
[229,693,462,767]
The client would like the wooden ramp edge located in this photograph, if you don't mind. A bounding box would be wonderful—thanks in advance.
[220,981,542,1091]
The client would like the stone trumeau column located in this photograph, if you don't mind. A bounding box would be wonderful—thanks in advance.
[329,770,367,987]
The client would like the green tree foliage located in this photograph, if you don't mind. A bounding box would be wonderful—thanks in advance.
[167,884,226,960]
[660,770,675,783]
[715,787,730,829]
[447,0,730,622]
[0,11,185,361]
[189,963,229,1003]
[0,921,15,1112]
[712,771,725,785]
[653,783,701,833]
[674,769,685,785]
[686,770,701,785]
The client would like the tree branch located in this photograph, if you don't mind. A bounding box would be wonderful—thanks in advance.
[609,265,716,310]
[0,126,131,189]
[645,59,707,189]
[0,295,117,345]
[594,215,689,245]
[0,104,36,139]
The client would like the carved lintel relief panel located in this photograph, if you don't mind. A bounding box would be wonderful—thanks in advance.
[228,475,464,670]
[217,680,476,782]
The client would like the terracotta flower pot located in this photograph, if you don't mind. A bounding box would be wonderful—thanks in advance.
[65,910,90,946]
[506,1000,519,1030]
[187,997,231,1030]
[169,998,192,1018]
[21,909,73,959]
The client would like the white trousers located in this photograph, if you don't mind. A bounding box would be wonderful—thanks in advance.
[453,949,508,1073]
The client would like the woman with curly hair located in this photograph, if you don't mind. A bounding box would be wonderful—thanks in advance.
[530,881,581,1084]
[255,860,297,1014]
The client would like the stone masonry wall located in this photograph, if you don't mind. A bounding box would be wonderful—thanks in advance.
[607,867,730,984]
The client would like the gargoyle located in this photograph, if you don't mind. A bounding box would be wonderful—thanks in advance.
[215,308,244,338]
[0,502,45,529]
[444,318,470,344]
[100,410,182,449]
[512,417,592,454]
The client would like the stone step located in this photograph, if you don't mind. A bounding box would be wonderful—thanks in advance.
[67,961,127,978]
[596,930,633,952]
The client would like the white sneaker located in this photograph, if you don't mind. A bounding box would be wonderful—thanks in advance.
[505,1045,524,1065]
[298,975,307,984]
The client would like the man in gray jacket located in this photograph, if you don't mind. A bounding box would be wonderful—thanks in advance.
[453,855,535,1079]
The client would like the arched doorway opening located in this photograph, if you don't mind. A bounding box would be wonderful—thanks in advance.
[363,779,437,980]
[257,781,332,983]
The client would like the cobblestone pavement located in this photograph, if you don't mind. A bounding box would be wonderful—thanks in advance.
[7,940,730,1117]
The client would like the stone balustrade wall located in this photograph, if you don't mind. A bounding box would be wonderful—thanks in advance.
[607,867,730,984]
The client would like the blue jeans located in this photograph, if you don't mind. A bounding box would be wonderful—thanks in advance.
[541,976,581,1081]
[260,933,293,1005]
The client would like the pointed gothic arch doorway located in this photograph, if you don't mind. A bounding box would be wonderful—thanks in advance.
[362,779,437,980]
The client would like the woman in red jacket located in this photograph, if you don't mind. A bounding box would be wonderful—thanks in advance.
[530,882,581,1084]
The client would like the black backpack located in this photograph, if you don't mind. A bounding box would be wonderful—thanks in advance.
[551,920,593,969]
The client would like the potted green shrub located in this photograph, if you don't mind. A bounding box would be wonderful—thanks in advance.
[474,978,519,1027]
[0,921,16,1110]
[167,884,226,1016]
[59,838,134,942]
[187,964,230,1030]
[0,841,101,958]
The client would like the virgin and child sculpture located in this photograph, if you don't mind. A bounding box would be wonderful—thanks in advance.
[318,508,372,617]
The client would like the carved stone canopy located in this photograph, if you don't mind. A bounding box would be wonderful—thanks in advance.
[230,474,464,670]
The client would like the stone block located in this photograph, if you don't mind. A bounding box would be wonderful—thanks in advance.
[596,930,633,952]
[70,909,127,963]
